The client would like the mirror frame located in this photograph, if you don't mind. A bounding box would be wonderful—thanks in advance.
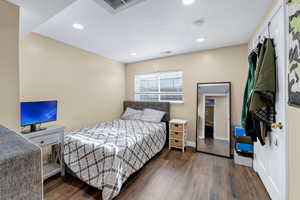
[196,82,232,158]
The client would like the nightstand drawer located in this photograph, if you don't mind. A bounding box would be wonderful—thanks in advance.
[30,133,60,147]
[170,131,184,139]
[170,140,183,148]
[170,123,184,131]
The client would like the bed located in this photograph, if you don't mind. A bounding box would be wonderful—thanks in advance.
[64,101,170,200]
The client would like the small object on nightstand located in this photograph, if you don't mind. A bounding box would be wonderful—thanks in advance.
[22,125,65,180]
[169,119,188,152]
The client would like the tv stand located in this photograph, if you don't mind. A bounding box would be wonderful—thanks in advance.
[22,124,47,134]
[30,124,47,132]
[30,124,38,132]
[22,125,65,180]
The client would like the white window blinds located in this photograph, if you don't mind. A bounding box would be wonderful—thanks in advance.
[135,71,183,103]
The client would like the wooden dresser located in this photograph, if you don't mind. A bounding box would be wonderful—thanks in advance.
[169,119,188,152]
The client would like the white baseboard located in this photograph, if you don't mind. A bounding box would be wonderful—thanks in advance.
[214,137,229,141]
[186,140,196,148]
[234,150,252,167]
[198,136,228,141]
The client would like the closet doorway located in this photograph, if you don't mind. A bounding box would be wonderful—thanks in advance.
[204,98,215,139]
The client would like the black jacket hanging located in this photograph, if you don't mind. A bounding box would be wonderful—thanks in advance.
[243,43,262,143]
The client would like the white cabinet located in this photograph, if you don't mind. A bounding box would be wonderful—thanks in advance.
[23,126,65,180]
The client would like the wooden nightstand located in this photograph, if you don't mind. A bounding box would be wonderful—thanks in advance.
[22,126,65,180]
[169,119,188,152]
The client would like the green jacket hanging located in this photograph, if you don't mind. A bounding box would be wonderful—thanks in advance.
[241,52,257,127]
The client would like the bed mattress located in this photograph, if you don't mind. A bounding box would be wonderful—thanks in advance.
[64,119,166,200]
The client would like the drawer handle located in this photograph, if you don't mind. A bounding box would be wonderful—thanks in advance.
[40,141,44,144]
[174,124,179,127]
[174,132,179,135]
[175,140,179,143]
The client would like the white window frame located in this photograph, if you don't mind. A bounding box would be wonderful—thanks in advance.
[134,70,184,104]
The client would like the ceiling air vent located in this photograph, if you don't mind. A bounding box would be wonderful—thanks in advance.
[93,0,146,14]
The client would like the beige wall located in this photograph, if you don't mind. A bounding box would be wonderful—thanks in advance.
[0,1,20,132]
[288,107,300,200]
[20,33,125,132]
[125,44,248,142]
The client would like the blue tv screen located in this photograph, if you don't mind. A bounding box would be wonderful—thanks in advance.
[21,101,57,126]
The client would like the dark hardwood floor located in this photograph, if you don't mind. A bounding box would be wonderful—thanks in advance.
[44,148,270,200]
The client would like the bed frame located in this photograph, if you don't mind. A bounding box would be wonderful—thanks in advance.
[123,101,170,123]
[66,101,170,177]
[123,101,170,146]
[65,101,170,196]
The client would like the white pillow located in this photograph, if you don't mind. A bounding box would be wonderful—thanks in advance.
[141,109,166,123]
[121,107,143,120]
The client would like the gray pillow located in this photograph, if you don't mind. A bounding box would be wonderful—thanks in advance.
[121,107,143,120]
[141,109,165,123]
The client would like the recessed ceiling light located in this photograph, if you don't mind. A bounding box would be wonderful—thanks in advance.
[196,37,205,43]
[72,23,84,30]
[131,53,137,56]
[182,0,195,6]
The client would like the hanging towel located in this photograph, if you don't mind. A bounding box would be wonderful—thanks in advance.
[249,38,277,145]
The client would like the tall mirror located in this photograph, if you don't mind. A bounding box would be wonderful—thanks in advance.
[196,82,231,158]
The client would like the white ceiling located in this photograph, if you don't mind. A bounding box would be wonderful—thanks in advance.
[7,0,77,36]
[8,0,272,63]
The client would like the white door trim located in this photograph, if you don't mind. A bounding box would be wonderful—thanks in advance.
[283,2,289,200]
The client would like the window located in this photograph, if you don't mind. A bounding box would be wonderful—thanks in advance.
[135,71,183,103]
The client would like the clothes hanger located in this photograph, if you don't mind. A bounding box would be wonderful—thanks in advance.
[267,22,271,38]
[257,21,271,43]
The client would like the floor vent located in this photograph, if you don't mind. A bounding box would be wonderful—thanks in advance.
[94,0,146,14]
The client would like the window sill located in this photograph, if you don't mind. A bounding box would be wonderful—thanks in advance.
[135,100,184,104]
[166,101,184,104]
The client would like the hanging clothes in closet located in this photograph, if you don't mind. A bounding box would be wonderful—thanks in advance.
[241,42,261,143]
[241,38,277,145]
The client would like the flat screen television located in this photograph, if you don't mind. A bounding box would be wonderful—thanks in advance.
[21,100,57,132]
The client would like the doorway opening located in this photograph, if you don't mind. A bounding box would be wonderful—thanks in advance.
[205,98,215,139]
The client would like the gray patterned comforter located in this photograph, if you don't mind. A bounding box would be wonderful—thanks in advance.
[64,119,166,200]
